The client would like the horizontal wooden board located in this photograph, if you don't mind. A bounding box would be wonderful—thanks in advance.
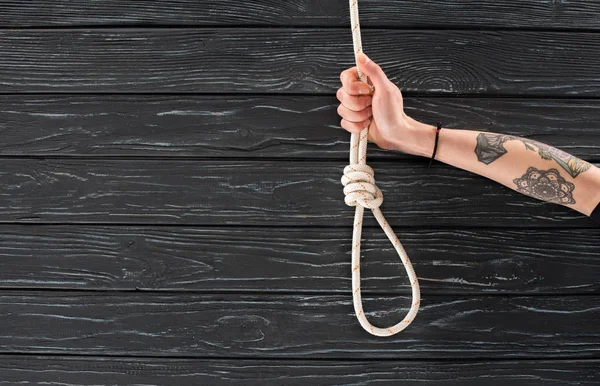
[1,0,599,30]
[0,159,597,227]
[0,292,598,358]
[1,29,600,95]
[0,356,598,385]
[1,225,599,294]
[1,95,599,160]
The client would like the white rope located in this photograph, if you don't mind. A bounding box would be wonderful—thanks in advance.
[342,0,420,337]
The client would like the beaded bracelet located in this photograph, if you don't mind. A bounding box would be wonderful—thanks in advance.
[427,122,442,168]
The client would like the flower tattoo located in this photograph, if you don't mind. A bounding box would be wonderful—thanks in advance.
[513,167,576,205]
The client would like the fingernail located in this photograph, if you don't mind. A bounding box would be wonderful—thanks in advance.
[359,53,370,64]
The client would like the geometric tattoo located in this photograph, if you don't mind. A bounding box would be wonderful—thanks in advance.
[513,167,576,205]
[475,133,592,178]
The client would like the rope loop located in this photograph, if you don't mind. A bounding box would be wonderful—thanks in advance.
[341,164,383,209]
[343,0,421,337]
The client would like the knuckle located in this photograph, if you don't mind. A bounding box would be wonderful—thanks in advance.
[341,119,355,133]
[354,84,367,95]
[361,107,371,119]
[340,69,350,84]
[363,97,372,109]
[355,98,366,111]
[342,84,353,95]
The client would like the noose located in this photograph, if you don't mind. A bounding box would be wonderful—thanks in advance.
[341,0,421,337]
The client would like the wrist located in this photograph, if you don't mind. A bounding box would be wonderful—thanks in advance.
[394,115,437,158]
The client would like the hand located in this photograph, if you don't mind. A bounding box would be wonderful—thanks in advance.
[336,52,430,156]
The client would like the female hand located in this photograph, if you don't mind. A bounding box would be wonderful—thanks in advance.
[336,53,429,156]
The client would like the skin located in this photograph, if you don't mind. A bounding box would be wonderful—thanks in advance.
[336,53,600,217]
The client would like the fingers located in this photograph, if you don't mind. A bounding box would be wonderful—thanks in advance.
[336,87,372,112]
[337,63,377,135]
[340,118,371,134]
[337,103,372,123]
[340,68,372,96]
[356,53,389,89]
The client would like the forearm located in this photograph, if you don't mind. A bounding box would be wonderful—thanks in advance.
[400,118,600,216]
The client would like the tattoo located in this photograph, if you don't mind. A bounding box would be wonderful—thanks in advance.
[513,167,576,205]
[475,133,592,178]
[474,133,513,165]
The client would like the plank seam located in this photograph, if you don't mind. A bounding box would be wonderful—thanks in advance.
[0,288,598,297]
[0,352,598,362]
[1,25,600,33]
[3,92,600,100]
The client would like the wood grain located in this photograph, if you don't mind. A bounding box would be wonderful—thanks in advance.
[0,225,598,294]
[0,292,598,358]
[0,356,598,385]
[0,159,597,226]
[1,95,599,160]
[1,0,598,382]
[1,0,599,30]
[1,29,600,95]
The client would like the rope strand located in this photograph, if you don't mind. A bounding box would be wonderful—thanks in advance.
[342,0,420,337]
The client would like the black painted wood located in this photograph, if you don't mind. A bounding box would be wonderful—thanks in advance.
[1,95,599,160]
[1,0,599,30]
[0,356,598,385]
[0,159,596,226]
[1,29,600,96]
[0,225,598,294]
[1,1,599,382]
[1,292,598,358]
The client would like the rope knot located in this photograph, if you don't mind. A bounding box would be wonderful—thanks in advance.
[341,164,383,209]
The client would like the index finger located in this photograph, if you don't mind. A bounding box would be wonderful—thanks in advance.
[340,67,372,96]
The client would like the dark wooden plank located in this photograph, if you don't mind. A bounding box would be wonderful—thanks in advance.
[1,226,598,294]
[1,95,599,160]
[1,0,599,30]
[0,159,597,227]
[0,292,598,358]
[0,356,598,385]
[1,29,599,96]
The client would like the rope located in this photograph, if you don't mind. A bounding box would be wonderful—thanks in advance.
[342,0,420,337]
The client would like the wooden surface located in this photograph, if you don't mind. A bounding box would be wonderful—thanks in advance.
[1,0,599,29]
[1,357,598,385]
[1,226,598,294]
[0,1,598,384]
[1,96,599,159]
[1,29,600,95]
[0,292,599,358]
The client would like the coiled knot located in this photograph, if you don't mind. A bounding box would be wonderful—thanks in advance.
[341,164,383,209]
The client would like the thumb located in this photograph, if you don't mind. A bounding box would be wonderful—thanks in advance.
[357,53,388,88]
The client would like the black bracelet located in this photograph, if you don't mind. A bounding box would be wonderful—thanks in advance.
[427,122,442,168]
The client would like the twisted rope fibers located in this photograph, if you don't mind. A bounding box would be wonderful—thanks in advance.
[342,0,420,337]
